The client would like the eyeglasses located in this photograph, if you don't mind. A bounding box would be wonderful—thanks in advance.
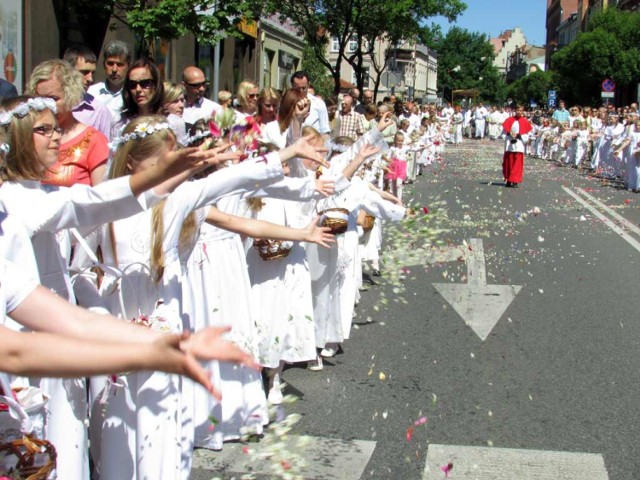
[33,125,63,137]
[248,93,259,99]
[185,81,207,89]
[127,78,154,90]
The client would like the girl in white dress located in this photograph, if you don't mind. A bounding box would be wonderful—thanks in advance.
[0,96,227,479]
[82,115,330,479]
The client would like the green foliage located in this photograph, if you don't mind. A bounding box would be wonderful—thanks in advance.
[435,27,504,103]
[300,45,334,99]
[71,0,263,51]
[551,7,640,104]
[506,70,556,106]
[266,0,465,94]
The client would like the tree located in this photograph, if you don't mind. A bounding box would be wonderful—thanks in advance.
[551,7,640,105]
[435,27,504,104]
[300,45,335,99]
[67,0,264,54]
[268,0,465,95]
[506,70,556,107]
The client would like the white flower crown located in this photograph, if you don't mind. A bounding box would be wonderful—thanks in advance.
[0,142,9,155]
[179,129,211,147]
[326,140,350,154]
[0,97,57,127]
[108,122,172,151]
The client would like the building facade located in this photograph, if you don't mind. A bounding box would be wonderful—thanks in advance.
[490,27,527,77]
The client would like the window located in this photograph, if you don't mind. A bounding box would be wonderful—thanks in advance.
[351,67,370,87]
[348,36,358,53]
[331,37,340,52]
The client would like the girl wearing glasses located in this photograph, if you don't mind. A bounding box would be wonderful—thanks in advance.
[28,59,109,187]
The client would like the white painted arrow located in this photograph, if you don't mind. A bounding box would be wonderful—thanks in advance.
[432,238,522,341]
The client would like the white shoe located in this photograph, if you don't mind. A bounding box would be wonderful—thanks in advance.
[320,343,339,358]
[307,356,323,371]
[268,385,284,405]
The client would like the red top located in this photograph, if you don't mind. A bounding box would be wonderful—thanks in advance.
[502,116,532,136]
[44,126,109,187]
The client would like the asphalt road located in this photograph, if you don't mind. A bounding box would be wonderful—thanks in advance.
[193,139,640,480]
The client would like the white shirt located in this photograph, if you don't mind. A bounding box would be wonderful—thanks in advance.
[183,97,221,127]
[87,81,124,124]
[303,93,330,135]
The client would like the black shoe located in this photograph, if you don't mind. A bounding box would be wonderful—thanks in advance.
[512,182,519,188]
[505,182,512,187]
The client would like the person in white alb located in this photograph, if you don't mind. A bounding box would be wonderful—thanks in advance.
[474,102,488,139]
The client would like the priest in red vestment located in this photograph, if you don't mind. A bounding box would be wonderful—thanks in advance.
[502,105,532,187]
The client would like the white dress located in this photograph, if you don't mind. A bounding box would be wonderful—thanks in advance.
[0,176,159,480]
[82,155,285,480]
[189,196,268,451]
[190,175,321,450]
[246,197,317,368]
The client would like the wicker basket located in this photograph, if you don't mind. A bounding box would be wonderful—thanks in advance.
[362,214,375,232]
[0,435,57,480]
[253,239,293,261]
[320,208,349,234]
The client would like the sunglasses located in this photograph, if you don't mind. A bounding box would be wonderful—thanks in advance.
[127,78,154,90]
[248,93,259,99]
[186,81,207,89]
[33,125,63,137]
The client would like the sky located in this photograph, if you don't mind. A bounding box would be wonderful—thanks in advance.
[431,0,547,47]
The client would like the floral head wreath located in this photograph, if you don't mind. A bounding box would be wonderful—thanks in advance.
[326,141,350,154]
[0,142,9,155]
[179,129,211,147]
[108,122,172,151]
[0,97,57,127]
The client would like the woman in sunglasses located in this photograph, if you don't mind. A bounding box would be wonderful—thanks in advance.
[113,57,164,136]
[234,80,260,122]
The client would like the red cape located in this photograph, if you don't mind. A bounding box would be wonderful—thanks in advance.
[503,116,532,135]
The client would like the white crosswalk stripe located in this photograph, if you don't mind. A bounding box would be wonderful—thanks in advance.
[190,435,376,479]
[422,444,609,480]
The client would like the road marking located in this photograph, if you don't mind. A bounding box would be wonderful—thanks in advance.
[563,186,640,254]
[432,239,522,341]
[575,187,640,237]
[423,444,609,480]
[191,435,376,479]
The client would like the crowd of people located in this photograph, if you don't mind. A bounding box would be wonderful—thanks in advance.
[443,99,640,192]
[0,40,459,480]
[2,36,637,480]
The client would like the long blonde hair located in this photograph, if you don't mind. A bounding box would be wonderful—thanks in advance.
[108,115,197,282]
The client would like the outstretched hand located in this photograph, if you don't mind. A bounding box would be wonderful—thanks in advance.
[179,326,260,399]
[292,134,330,168]
[376,111,394,132]
[358,143,381,160]
[314,178,335,197]
[304,216,335,248]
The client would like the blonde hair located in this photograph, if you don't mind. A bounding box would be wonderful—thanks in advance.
[108,115,197,282]
[236,80,258,109]
[301,126,322,143]
[218,90,232,104]
[163,81,185,105]
[0,96,53,181]
[27,59,84,112]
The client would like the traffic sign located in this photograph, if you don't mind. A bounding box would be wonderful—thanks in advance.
[547,90,556,108]
[602,79,615,93]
